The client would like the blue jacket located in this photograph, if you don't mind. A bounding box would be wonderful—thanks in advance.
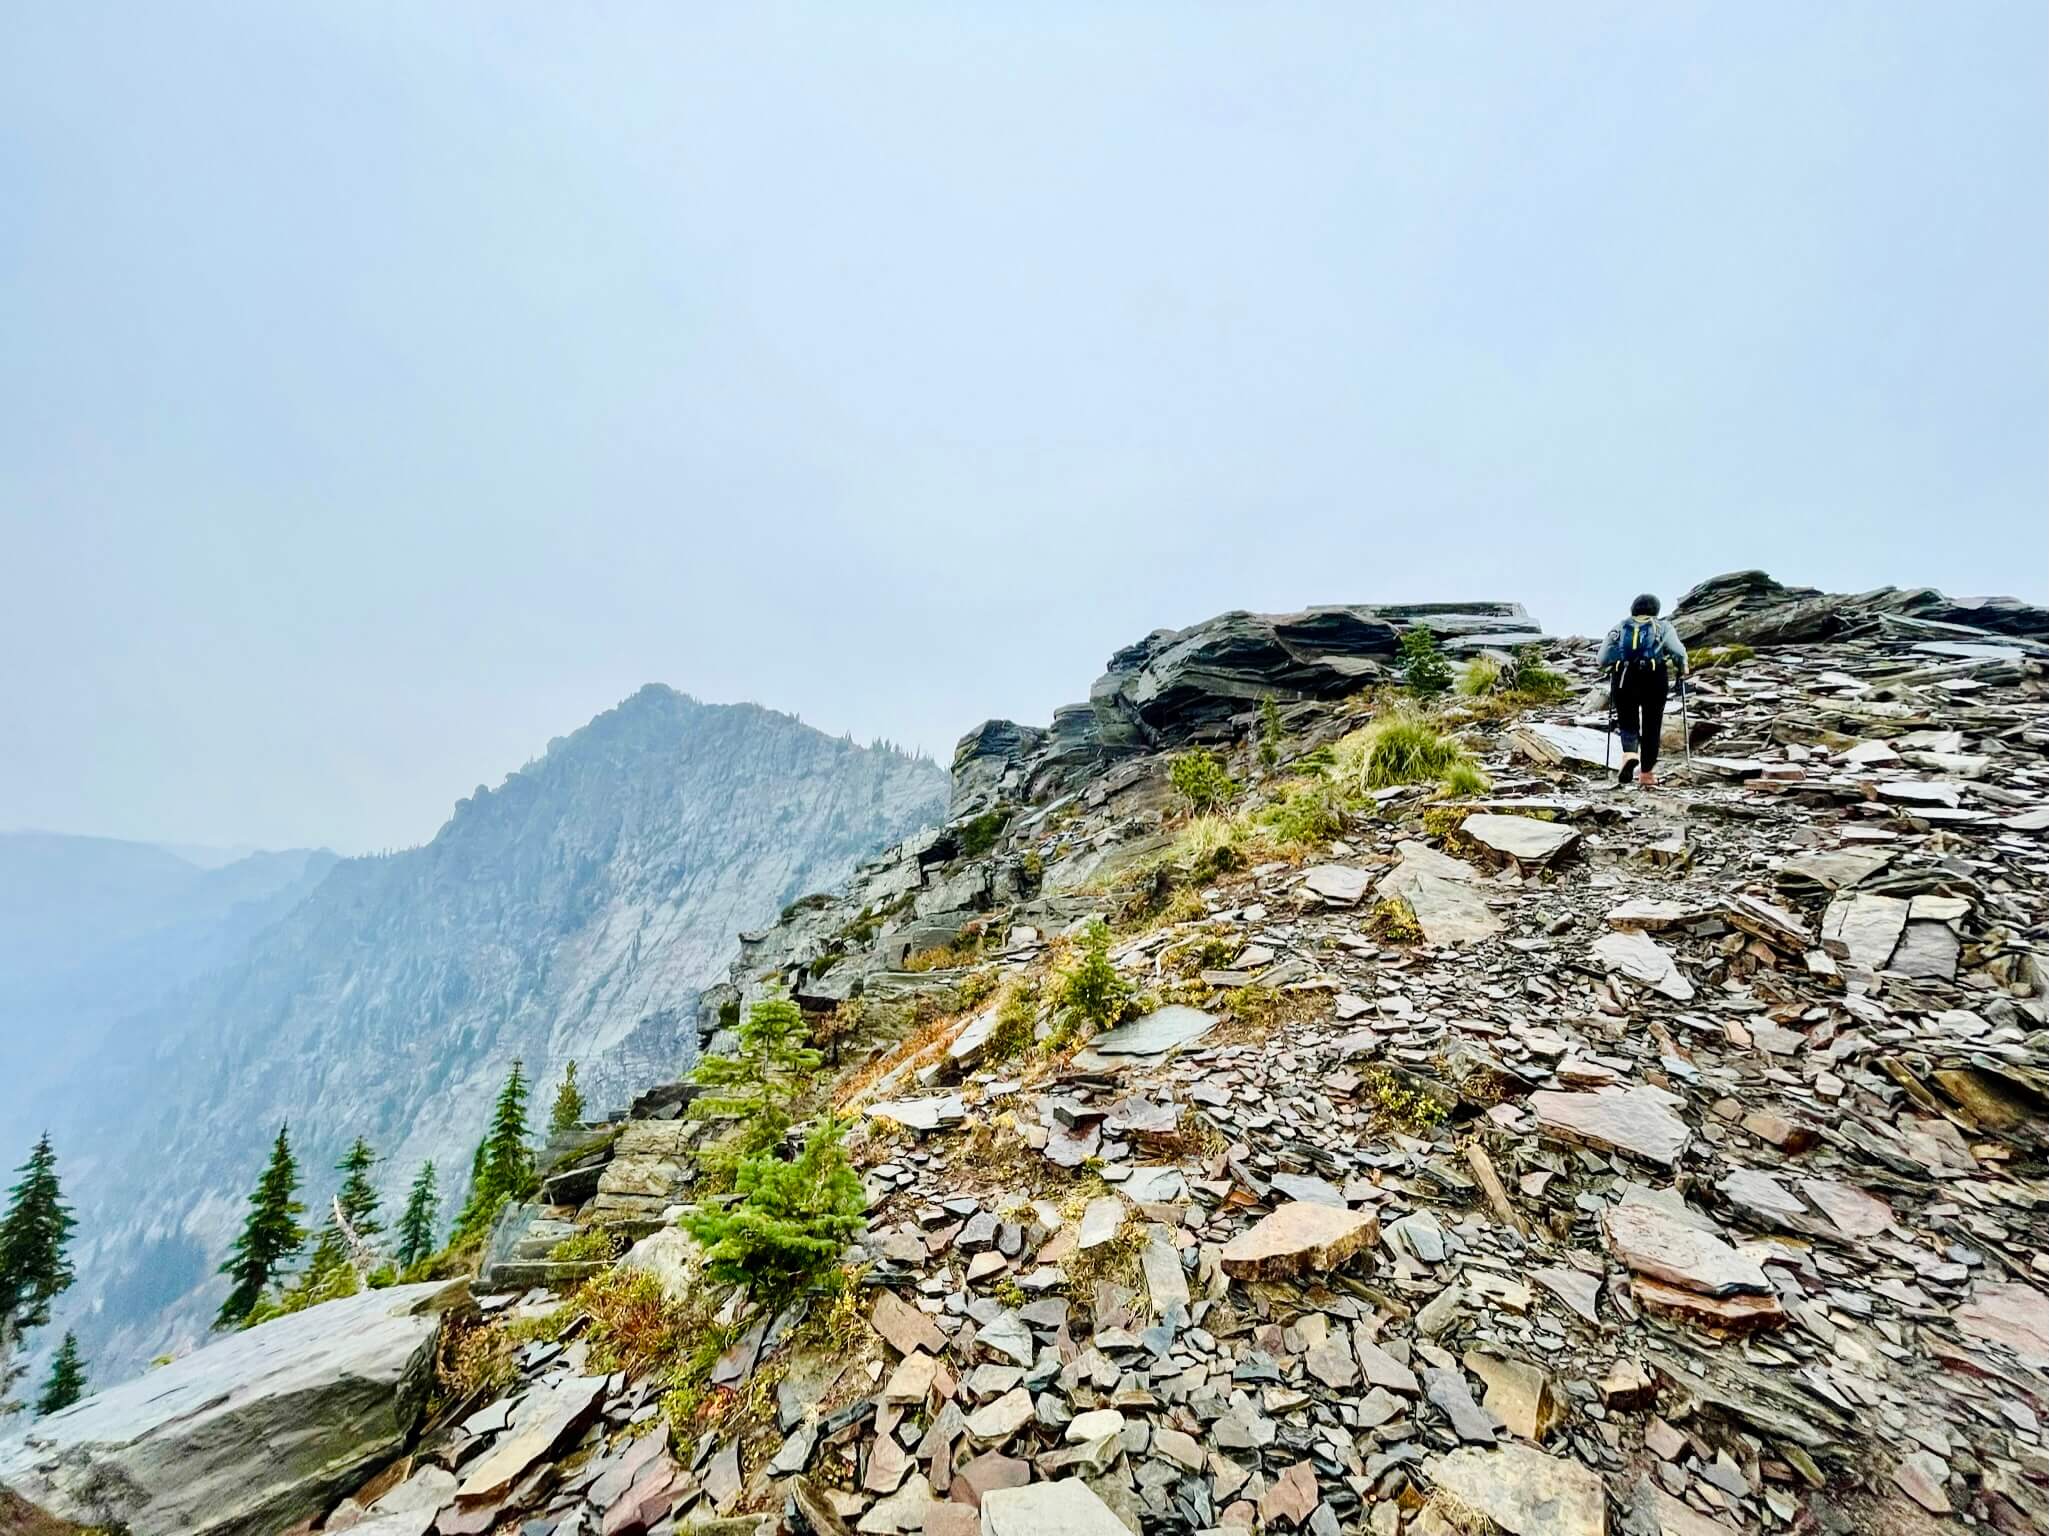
[1599,616,1688,675]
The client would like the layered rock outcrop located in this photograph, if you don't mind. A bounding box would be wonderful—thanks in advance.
[954,601,1542,813]
[1672,569,2049,650]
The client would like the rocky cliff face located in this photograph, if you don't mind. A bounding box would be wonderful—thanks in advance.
[49,687,945,1383]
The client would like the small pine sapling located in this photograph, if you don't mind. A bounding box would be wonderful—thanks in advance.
[548,1061,586,1138]
[1397,626,1452,697]
[690,996,822,1161]
[1168,748,1238,814]
[35,1330,85,1415]
[681,1116,867,1302]
[1051,922,1133,1045]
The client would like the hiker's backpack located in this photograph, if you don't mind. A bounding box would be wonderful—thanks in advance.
[1611,618,1665,692]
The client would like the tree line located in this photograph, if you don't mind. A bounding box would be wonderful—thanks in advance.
[213,1058,585,1330]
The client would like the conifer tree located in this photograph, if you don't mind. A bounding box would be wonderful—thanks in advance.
[0,1133,76,1410]
[215,1125,305,1330]
[333,1138,382,1241]
[290,1136,383,1307]
[1398,625,1452,697]
[547,1061,586,1138]
[0,1133,75,1336]
[681,1115,866,1301]
[455,1060,536,1238]
[35,1331,85,1416]
[480,1060,534,1201]
[394,1162,439,1270]
[690,996,820,1159]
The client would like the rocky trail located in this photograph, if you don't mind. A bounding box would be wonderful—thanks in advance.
[6,571,2046,1536]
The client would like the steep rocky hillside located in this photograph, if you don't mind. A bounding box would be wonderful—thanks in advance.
[9,573,2046,1536]
[49,687,946,1383]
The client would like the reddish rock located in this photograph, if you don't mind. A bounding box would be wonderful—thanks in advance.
[1219,1201,1379,1280]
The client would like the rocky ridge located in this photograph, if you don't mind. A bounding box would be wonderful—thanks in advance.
[11,571,2047,1536]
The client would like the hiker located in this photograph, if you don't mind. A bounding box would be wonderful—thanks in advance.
[1600,593,1688,787]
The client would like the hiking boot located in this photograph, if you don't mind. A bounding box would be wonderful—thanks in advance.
[1639,771,1657,789]
[1617,753,1639,787]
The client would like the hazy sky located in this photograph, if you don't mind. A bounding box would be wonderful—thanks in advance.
[4,3,2043,855]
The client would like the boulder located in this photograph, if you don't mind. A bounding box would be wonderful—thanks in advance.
[0,1281,456,1536]
[619,1225,705,1305]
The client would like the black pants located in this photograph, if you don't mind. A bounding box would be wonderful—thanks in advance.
[1614,671,1670,773]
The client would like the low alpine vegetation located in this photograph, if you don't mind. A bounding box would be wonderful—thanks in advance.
[1690,643,1754,670]
[958,807,1010,857]
[1437,760,1492,797]
[1168,748,1238,814]
[1257,778,1347,847]
[1050,921,1133,1046]
[1171,812,1250,879]
[1332,709,1481,794]
[1397,626,1452,696]
[1456,643,1569,706]
[681,1115,866,1303]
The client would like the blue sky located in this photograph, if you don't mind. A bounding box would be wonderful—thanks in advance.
[4,2,2043,853]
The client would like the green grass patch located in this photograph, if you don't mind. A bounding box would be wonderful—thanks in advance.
[1333,709,1478,792]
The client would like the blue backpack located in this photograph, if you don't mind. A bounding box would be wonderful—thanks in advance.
[1612,618,1665,692]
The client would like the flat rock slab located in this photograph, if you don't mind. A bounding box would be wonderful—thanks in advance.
[1601,1201,1770,1297]
[1510,722,1615,769]
[1379,842,1501,946]
[1632,1277,1786,1334]
[1953,1282,2049,1367]
[0,1281,452,1536]
[1076,1196,1126,1249]
[1220,1201,1379,1280]
[1300,864,1374,904]
[1463,814,1581,865]
[1821,892,1909,971]
[1530,1086,1691,1167]
[1088,1004,1216,1057]
[1604,898,1697,932]
[458,1373,607,1500]
[982,1478,1133,1535]
[864,1094,966,1132]
[870,1290,950,1358]
[1591,929,1695,1001]
[1430,1443,1607,1536]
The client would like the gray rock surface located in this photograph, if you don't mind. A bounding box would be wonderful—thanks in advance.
[0,1282,453,1536]
[1671,568,2049,649]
